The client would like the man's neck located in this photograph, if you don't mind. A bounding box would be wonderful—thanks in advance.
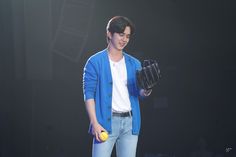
[107,46,123,62]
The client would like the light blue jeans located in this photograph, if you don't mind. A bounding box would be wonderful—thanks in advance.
[92,116,138,157]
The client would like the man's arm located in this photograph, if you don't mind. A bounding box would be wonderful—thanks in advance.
[85,99,106,142]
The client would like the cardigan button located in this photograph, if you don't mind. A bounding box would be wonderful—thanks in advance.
[107,117,111,121]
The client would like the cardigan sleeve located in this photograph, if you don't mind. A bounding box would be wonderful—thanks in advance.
[83,59,98,101]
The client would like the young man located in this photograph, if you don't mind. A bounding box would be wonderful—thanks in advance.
[83,16,152,157]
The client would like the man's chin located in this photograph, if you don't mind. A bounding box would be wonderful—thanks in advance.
[115,47,123,51]
[119,46,126,50]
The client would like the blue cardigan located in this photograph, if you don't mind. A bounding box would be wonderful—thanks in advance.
[83,49,142,135]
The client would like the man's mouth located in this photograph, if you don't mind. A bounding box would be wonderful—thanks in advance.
[119,43,126,47]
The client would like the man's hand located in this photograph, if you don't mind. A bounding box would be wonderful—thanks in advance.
[140,89,152,97]
[91,122,107,142]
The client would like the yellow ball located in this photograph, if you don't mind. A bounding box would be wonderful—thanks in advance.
[99,131,109,142]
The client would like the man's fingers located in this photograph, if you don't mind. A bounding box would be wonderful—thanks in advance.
[95,132,101,142]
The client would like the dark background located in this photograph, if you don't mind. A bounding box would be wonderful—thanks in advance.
[1,0,236,156]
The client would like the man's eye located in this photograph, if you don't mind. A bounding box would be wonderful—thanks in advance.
[119,33,125,36]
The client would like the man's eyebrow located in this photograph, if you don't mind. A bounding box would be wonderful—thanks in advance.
[120,32,131,36]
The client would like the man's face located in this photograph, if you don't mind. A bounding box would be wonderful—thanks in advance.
[108,26,131,51]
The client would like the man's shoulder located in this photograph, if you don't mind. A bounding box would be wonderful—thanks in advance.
[88,49,107,61]
[124,52,141,64]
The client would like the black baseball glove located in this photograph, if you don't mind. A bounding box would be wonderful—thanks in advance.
[136,59,161,90]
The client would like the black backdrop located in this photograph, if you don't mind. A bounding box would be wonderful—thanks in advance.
[1,0,236,157]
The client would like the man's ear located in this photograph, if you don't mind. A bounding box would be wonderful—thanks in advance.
[107,31,112,40]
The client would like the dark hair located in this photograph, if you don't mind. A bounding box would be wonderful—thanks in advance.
[106,16,135,35]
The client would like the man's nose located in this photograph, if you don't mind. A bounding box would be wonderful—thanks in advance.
[122,36,129,42]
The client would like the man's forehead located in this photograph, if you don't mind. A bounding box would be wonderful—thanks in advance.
[123,26,131,35]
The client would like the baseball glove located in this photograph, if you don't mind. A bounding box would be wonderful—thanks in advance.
[136,59,161,90]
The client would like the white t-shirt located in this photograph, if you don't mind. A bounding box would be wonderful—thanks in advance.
[109,56,131,112]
